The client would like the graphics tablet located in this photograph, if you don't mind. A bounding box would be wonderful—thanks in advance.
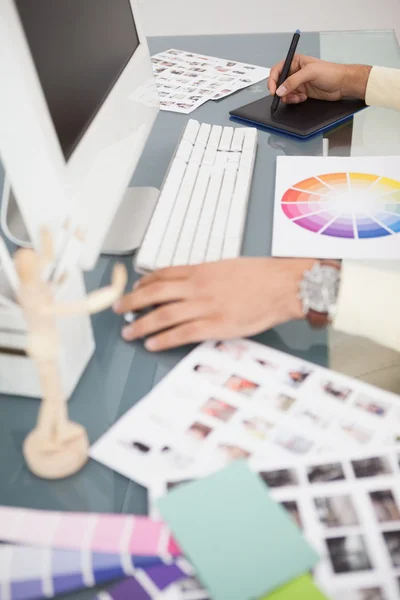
[229,95,366,139]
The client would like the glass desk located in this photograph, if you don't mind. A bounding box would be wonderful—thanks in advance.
[0,29,399,598]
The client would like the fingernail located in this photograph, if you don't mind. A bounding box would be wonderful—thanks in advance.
[276,85,288,97]
[133,280,141,289]
[145,338,157,351]
[122,326,132,340]
[113,300,121,312]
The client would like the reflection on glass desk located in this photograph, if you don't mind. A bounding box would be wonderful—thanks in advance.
[0,28,399,600]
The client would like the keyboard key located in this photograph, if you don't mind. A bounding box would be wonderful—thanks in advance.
[218,127,234,151]
[214,151,230,168]
[231,128,245,151]
[176,140,194,162]
[222,236,242,259]
[202,145,218,166]
[207,125,223,148]
[182,119,200,143]
[225,161,240,173]
[190,127,210,164]
[197,123,212,144]
[243,128,257,149]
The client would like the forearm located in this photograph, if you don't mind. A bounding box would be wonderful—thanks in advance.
[341,64,372,100]
[342,64,400,112]
[333,262,400,353]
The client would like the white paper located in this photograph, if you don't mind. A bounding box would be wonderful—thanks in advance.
[151,49,270,113]
[272,155,400,259]
[90,339,400,489]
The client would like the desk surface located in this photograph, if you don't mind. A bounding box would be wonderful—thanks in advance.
[0,28,400,598]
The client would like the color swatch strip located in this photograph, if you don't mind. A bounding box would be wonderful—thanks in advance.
[95,562,193,600]
[0,506,181,557]
[0,544,178,600]
[0,544,193,600]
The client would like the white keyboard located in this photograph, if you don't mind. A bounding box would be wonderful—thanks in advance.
[135,119,258,273]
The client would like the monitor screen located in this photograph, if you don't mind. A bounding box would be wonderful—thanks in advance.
[15,0,140,160]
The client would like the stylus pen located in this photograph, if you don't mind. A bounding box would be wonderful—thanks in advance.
[271,29,301,115]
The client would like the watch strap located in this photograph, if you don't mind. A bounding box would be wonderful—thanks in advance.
[305,260,341,329]
[307,308,331,329]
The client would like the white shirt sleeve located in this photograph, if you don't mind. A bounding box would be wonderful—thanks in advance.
[333,261,400,353]
[365,66,400,111]
[332,67,400,352]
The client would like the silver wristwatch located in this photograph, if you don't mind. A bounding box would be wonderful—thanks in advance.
[298,260,341,328]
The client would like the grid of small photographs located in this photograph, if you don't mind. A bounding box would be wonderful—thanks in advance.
[90,339,400,489]
[171,340,400,476]
[151,446,400,600]
[261,447,400,600]
[151,48,270,113]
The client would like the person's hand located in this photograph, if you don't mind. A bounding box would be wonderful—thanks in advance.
[268,55,371,104]
[113,257,316,351]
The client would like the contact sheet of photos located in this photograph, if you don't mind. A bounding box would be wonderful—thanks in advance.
[90,339,400,490]
[267,448,400,600]
[151,48,270,113]
[151,445,400,600]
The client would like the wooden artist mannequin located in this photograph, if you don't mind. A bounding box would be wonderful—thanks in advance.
[14,230,127,479]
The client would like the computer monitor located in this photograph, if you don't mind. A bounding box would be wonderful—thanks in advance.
[0,0,159,270]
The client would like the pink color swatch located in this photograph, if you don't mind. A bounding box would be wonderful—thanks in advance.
[0,506,181,557]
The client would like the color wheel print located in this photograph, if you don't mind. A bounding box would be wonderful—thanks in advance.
[281,172,400,239]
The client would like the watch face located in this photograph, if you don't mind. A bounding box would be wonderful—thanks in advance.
[299,264,340,316]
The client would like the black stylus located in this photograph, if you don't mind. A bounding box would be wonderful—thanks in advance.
[271,29,301,115]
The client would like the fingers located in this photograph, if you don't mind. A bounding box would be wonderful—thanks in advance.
[276,66,312,97]
[144,318,217,352]
[268,55,304,94]
[113,280,191,313]
[121,300,207,343]
[284,92,308,104]
[135,265,194,289]
[268,62,285,94]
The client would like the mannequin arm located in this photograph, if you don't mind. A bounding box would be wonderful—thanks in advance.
[45,264,128,316]
[39,226,56,269]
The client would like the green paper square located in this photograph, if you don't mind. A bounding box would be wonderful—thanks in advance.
[262,575,328,600]
[158,462,319,600]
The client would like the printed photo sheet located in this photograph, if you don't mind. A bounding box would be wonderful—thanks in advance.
[90,339,400,489]
[151,48,270,113]
[150,444,400,600]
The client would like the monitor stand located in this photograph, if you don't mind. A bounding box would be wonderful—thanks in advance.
[1,181,159,255]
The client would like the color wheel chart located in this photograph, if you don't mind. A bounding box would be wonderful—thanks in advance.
[281,172,400,239]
